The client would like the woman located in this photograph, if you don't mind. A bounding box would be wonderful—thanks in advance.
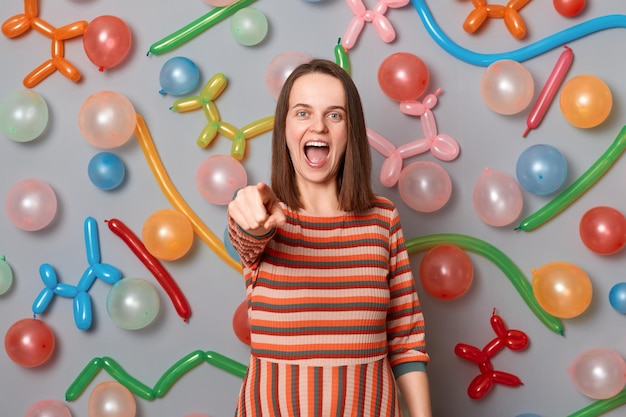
[228,59,432,417]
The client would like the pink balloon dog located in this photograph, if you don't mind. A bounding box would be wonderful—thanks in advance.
[342,0,410,50]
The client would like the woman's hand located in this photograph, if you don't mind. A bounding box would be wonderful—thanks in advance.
[228,182,286,236]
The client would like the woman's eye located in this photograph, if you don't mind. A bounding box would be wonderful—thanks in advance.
[297,110,308,117]
[329,112,342,120]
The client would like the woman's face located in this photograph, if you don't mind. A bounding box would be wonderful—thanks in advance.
[285,72,348,189]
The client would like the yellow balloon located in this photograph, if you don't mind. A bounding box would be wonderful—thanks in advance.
[142,209,194,261]
[560,75,612,128]
[531,261,592,319]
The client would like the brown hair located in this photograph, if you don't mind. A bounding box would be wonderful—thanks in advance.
[270,59,375,212]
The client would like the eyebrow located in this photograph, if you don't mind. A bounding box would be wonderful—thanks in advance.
[290,103,347,112]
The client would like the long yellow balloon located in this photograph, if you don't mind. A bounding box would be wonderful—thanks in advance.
[134,113,242,273]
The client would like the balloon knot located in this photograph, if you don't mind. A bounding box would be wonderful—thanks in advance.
[98,67,104,72]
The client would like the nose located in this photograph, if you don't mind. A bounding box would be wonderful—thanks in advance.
[309,114,328,133]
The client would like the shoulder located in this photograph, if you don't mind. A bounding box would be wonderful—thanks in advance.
[371,195,399,213]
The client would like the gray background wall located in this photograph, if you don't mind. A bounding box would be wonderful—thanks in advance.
[1,1,626,416]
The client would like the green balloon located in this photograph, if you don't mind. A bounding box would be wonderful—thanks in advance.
[0,256,13,295]
[230,7,268,46]
[0,90,49,142]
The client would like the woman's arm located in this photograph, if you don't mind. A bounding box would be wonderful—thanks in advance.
[397,370,432,417]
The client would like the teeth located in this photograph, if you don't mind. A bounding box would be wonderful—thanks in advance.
[305,141,328,147]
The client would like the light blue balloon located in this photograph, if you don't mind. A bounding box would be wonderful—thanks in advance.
[74,291,93,331]
[159,56,200,96]
[609,282,626,313]
[516,144,567,195]
[88,151,126,190]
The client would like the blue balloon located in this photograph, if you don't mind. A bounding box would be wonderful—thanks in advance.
[609,282,626,313]
[516,144,567,195]
[159,56,200,96]
[88,152,126,190]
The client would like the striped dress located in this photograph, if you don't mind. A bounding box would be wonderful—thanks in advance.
[228,196,429,417]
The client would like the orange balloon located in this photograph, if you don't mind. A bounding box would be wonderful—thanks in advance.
[532,261,592,319]
[142,209,194,261]
[560,75,613,128]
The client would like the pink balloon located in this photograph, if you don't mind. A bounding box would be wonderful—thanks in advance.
[24,399,72,417]
[196,155,248,206]
[88,381,136,417]
[480,60,535,115]
[419,244,474,300]
[568,347,626,399]
[5,178,57,231]
[83,15,132,70]
[78,91,136,149]
[398,161,452,213]
[265,51,311,99]
[378,52,429,102]
[473,168,523,227]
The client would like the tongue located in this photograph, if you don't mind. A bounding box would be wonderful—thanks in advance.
[306,147,329,164]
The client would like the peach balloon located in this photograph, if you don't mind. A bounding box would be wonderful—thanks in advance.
[78,91,137,149]
[532,261,592,319]
[142,209,194,261]
[88,381,136,417]
[480,60,534,115]
[560,75,612,128]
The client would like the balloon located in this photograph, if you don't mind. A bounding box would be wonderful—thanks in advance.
[106,217,191,321]
[398,161,452,213]
[78,91,137,149]
[159,57,200,96]
[480,60,534,115]
[516,144,568,195]
[265,51,312,99]
[24,399,72,417]
[473,168,523,227]
[568,347,626,400]
[142,209,194,261]
[205,0,237,5]
[609,282,626,314]
[134,114,242,272]
[100,356,154,399]
[378,52,429,102]
[532,261,592,319]
[0,256,13,295]
[554,0,586,17]
[196,154,248,206]
[83,15,132,71]
[107,278,160,330]
[232,299,250,345]
[523,46,573,138]
[517,125,626,231]
[419,244,473,300]
[341,0,409,50]
[230,8,268,46]
[4,318,55,367]
[463,0,530,39]
[148,0,257,55]
[0,89,48,142]
[88,381,136,417]
[334,38,350,75]
[560,75,612,128]
[405,233,564,335]
[88,152,126,190]
[579,206,626,255]
[5,178,57,231]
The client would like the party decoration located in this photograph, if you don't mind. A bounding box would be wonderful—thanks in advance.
[568,347,626,400]
[517,125,626,231]
[609,283,626,314]
[516,144,568,195]
[341,0,410,50]
[142,209,195,261]
[566,389,626,417]
[78,91,137,149]
[66,351,247,401]
[159,56,201,96]
[334,38,350,74]
[579,206,626,255]
[88,381,136,417]
[0,89,48,142]
[5,178,57,231]
[454,309,528,399]
[0,255,13,295]
[531,261,592,319]
[88,152,126,190]
[196,155,248,206]
[554,0,586,17]
[378,52,429,102]
[24,399,72,417]
[4,318,55,367]
[32,217,122,330]
[265,51,312,99]
[463,0,531,39]
[230,7,268,46]
[523,45,573,137]
[148,0,257,55]
[480,60,534,115]
[406,233,563,335]
[170,73,273,159]
[560,75,612,128]
[107,278,160,330]
[106,217,191,321]
[205,0,238,5]
[419,244,473,299]
[398,161,452,212]
[473,168,523,227]
[232,299,250,345]
[83,15,132,72]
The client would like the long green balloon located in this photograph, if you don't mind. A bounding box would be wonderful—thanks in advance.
[148,0,257,55]
[405,233,564,335]
[567,388,626,417]
[516,125,626,232]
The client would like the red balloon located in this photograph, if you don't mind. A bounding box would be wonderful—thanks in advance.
[378,52,429,102]
[232,299,251,346]
[419,244,474,300]
[553,0,586,17]
[579,206,626,255]
[83,15,132,70]
[4,318,55,367]
[468,373,493,400]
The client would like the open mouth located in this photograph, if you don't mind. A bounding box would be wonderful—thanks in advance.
[304,141,330,166]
